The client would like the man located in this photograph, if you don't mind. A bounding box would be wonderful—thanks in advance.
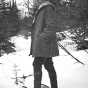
[30,0,59,88]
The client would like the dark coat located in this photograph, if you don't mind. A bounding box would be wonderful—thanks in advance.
[30,1,59,57]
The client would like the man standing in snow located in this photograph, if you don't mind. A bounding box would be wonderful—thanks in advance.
[30,0,59,88]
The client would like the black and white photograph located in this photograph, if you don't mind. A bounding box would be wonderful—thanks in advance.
[0,0,88,88]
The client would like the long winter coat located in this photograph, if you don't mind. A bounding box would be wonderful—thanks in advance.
[30,1,59,57]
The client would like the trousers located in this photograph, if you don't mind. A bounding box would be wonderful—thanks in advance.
[33,57,58,88]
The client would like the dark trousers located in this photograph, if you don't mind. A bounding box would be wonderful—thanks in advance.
[33,57,58,88]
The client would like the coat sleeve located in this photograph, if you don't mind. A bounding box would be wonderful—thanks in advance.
[39,6,58,41]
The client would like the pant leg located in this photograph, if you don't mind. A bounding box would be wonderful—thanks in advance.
[33,57,43,88]
[44,58,58,88]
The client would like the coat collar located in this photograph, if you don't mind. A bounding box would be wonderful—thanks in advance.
[33,1,55,24]
[38,1,54,10]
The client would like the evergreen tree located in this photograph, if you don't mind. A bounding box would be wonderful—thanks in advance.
[0,0,20,56]
[56,0,88,50]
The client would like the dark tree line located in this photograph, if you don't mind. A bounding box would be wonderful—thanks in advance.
[55,0,88,50]
[0,0,20,55]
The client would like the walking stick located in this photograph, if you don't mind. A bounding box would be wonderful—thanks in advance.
[63,31,88,54]
[57,42,85,65]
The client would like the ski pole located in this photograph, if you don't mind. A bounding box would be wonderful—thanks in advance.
[57,42,85,65]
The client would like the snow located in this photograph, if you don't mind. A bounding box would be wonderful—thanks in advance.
[0,36,88,88]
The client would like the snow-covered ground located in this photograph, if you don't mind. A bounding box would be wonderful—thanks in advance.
[0,36,88,88]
